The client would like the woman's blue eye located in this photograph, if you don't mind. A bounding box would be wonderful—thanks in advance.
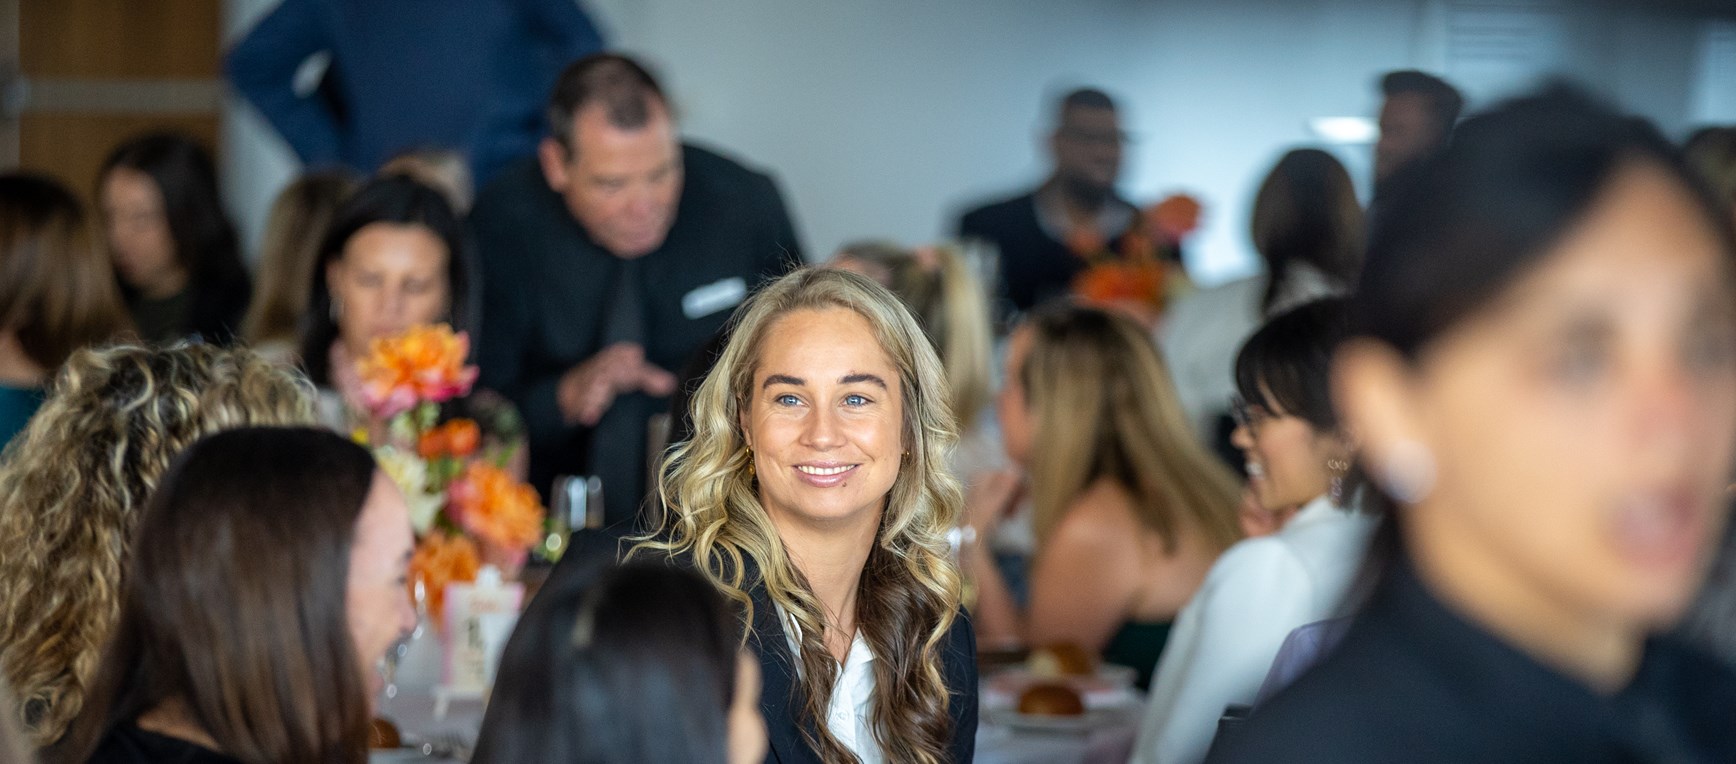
[775,394,800,406]
[844,394,869,406]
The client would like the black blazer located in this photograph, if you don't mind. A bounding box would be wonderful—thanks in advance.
[746,582,979,764]
[1209,554,1736,763]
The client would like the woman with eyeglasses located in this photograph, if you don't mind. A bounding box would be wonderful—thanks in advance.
[1132,297,1376,764]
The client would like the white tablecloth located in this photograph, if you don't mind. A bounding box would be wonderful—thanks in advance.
[372,683,1141,764]
[976,705,1141,764]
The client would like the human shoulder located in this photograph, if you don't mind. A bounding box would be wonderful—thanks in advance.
[470,155,570,237]
[1049,480,1146,550]
[1204,629,1403,763]
[959,191,1037,230]
[473,156,551,209]
[680,143,775,191]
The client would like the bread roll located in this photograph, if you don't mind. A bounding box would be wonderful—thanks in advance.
[1017,683,1086,716]
[369,717,402,749]
[1027,643,1096,677]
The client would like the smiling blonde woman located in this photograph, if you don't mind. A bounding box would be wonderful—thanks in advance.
[635,267,975,764]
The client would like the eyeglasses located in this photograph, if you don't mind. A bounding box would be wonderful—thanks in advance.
[1230,394,1272,434]
[1057,128,1129,148]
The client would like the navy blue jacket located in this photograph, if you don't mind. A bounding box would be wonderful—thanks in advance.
[225,0,604,180]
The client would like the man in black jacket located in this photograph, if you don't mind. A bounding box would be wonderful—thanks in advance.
[472,54,800,525]
[957,87,1135,319]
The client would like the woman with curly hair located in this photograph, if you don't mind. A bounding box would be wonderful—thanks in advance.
[634,267,976,764]
[0,343,315,747]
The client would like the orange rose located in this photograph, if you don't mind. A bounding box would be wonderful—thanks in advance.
[356,324,480,418]
[447,463,546,569]
[409,532,481,622]
[1075,261,1165,306]
[417,419,481,459]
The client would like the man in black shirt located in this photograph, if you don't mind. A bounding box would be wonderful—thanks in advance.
[472,54,800,525]
[957,87,1136,318]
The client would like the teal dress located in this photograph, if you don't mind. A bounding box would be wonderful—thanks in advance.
[1103,620,1173,691]
[0,384,43,448]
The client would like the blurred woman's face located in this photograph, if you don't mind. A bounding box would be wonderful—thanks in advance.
[347,471,416,704]
[1347,160,1736,634]
[727,653,768,764]
[1231,395,1339,511]
[995,326,1035,467]
[100,167,183,298]
[326,223,449,355]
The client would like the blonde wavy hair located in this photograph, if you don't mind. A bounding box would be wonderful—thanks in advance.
[0,343,315,746]
[1020,304,1241,552]
[634,267,965,764]
[833,241,995,431]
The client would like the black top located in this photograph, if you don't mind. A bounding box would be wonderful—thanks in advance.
[470,144,801,525]
[745,579,978,764]
[956,191,1130,315]
[124,276,250,347]
[87,724,241,764]
[1208,555,1736,763]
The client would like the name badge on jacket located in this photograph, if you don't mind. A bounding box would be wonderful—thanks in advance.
[682,277,748,319]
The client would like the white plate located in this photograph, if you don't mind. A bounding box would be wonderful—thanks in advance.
[983,666,1139,710]
[985,705,1135,733]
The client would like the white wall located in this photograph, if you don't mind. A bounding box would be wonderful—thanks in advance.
[219,0,1733,285]
[221,0,301,261]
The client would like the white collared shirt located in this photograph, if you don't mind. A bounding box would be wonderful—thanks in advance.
[1133,495,1377,764]
[777,606,883,764]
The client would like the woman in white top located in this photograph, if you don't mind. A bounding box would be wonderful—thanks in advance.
[635,268,977,764]
[1133,297,1376,764]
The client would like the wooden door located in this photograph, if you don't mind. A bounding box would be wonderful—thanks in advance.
[1,0,222,201]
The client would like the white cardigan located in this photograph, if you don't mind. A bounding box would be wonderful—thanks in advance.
[1130,496,1376,764]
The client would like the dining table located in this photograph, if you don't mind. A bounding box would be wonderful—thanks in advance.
[370,674,1143,764]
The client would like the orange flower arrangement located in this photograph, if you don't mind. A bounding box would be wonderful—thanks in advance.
[418,418,481,460]
[409,532,481,621]
[353,324,546,624]
[446,462,546,570]
[357,324,479,419]
[1068,193,1201,324]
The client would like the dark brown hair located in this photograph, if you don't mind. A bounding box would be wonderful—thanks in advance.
[100,132,251,344]
[0,173,130,370]
[545,53,668,151]
[1249,149,1363,314]
[474,562,743,764]
[1379,69,1464,139]
[49,427,376,764]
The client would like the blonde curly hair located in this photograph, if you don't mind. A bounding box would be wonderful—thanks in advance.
[0,342,315,746]
[634,267,965,764]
